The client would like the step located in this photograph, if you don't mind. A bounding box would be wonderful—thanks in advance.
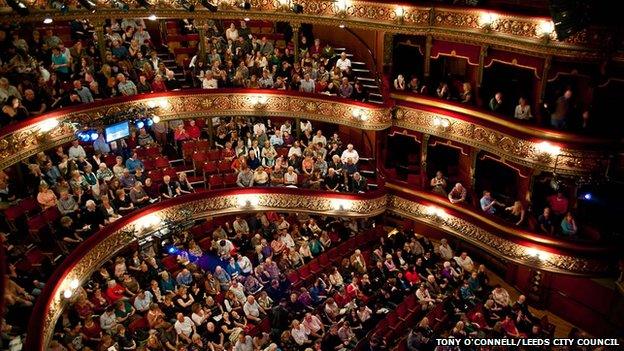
[368,93,383,98]
[359,157,375,162]
[352,68,370,73]
[357,77,376,82]
[361,170,376,176]
[368,183,379,189]
[351,61,366,66]
[368,100,384,105]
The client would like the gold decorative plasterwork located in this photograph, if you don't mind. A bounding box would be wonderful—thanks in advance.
[0,92,390,169]
[38,191,387,349]
[0,1,608,59]
[388,195,610,276]
[393,106,609,176]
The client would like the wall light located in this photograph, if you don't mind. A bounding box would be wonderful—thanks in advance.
[38,118,60,133]
[69,279,80,290]
[277,0,290,10]
[535,141,561,157]
[479,12,497,29]
[334,0,349,17]
[136,214,162,233]
[148,14,157,21]
[432,116,450,129]
[331,199,353,211]
[394,7,405,22]
[43,16,53,24]
[237,194,260,207]
[526,247,549,261]
[536,20,556,39]
[425,205,446,218]
[63,289,73,299]
[147,98,170,109]
[152,115,161,123]
[250,95,268,108]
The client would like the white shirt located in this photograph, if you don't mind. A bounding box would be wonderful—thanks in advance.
[454,255,475,272]
[202,77,218,89]
[174,316,194,336]
[279,233,296,249]
[253,123,266,136]
[237,256,253,274]
[291,325,310,345]
[280,124,292,135]
[336,57,351,71]
[68,145,87,160]
[439,244,454,261]
[300,121,312,133]
[284,172,297,185]
[312,135,327,146]
[341,149,359,163]
[288,146,302,157]
[243,300,261,318]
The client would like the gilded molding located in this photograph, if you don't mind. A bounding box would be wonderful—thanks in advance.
[0,2,608,59]
[388,195,610,276]
[393,106,609,176]
[38,191,387,348]
[0,92,390,169]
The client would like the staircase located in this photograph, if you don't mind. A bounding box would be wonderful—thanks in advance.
[334,47,384,104]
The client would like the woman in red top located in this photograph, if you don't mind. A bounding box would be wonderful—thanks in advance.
[89,287,109,313]
[405,265,421,287]
[222,141,236,161]
[186,120,201,140]
[105,280,127,303]
[151,74,167,92]
[82,315,102,344]
[174,124,190,142]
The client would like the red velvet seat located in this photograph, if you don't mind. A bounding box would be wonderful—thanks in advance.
[202,161,218,178]
[223,173,237,188]
[207,149,221,162]
[287,271,300,285]
[162,255,179,272]
[154,156,170,169]
[191,151,207,169]
[218,160,233,173]
[208,174,224,190]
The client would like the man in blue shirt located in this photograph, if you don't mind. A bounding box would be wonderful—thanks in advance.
[125,152,144,173]
[480,190,502,215]
[73,80,94,103]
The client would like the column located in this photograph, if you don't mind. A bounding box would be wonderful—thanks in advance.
[295,116,301,140]
[420,134,430,186]
[93,19,107,62]
[206,115,214,147]
[537,55,552,126]
[469,148,479,190]
[476,45,488,104]
[424,35,432,79]
[196,20,208,62]
[292,22,300,63]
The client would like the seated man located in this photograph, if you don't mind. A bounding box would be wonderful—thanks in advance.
[480,191,502,215]
[159,175,181,199]
[448,183,467,204]
[538,207,554,235]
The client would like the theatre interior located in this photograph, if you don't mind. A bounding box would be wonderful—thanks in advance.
[0,0,623,350]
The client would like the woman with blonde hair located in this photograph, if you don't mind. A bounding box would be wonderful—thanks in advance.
[505,200,526,226]
[37,183,57,209]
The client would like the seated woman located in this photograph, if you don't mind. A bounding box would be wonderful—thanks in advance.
[114,189,134,215]
[504,200,526,227]
[57,216,85,249]
[177,172,195,194]
[37,183,57,209]
[253,166,270,186]
[560,212,578,236]
[430,171,448,196]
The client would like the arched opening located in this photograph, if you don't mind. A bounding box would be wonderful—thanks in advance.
[474,155,520,206]
[426,142,461,189]
[482,61,536,117]
[385,133,421,181]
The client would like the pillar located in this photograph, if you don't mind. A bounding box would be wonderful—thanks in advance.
[93,20,107,62]
[292,22,300,63]
[476,45,488,105]
[424,35,432,79]
[469,148,479,191]
[206,116,214,147]
[420,134,430,185]
[196,20,208,62]
[295,116,301,139]
[537,55,552,125]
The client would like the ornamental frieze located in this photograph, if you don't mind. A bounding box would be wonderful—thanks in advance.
[388,195,611,275]
[0,1,607,59]
[394,106,608,176]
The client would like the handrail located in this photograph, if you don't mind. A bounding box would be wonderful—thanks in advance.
[24,187,387,351]
[386,181,621,254]
[392,92,623,146]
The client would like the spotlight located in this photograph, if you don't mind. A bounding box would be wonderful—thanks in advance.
[148,14,157,21]
[338,23,345,28]
[583,193,592,200]
[152,115,161,123]
[201,0,218,12]
[77,0,97,12]
[43,16,53,24]
[136,120,145,129]
[167,246,178,254]
[90,132,99,141]
[50,0,69,14]
[178,0,195,11]
[292,3,303,13]
[76,131,91,142]
[6,0,29,15]
[146,118,154,127]
[111,0,130,11]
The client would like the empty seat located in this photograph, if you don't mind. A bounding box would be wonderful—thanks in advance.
[208,174,224,190]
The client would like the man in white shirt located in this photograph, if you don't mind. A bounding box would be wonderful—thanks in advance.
[202,72,218,89]
[253,122,266,137]
[133,289,153,313]
[279,230,296,250]
[234,333,254,351]
[340,143,359,164]
[288,141,303,157]
[291,320,311,346]
[233,216,249,236]
[243,295,265,322]
[280,121,292,135]
[300,120,312,133]
[454,251,475,273]
[302,313,325,338]
[335,52,351,71]
[174,313,195,343]
[68,140,87,160]
[438,238,454,261]
[284,166,298,186]
[237,254,253,274]
[99,307,117,333]
[311,130,327,147]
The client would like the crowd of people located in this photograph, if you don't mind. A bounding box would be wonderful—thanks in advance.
[393,73,594,132]
[0,18,371,128]
[427,171,580,239]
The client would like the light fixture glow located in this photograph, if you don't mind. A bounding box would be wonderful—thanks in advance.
[136,214,162,232]
[237,194,260,207]
[425,205,446,218]
[38,118,59,132]
[339,23,345,29]
[536,141,561,156]
[43,16,53,24]
[330,199,353,211]
[536,20,555,37]
[152,115,161,123]
[244,17,250,21]
[479,12,497,28]
[526,247,549,260]
[63,289,73,299]
[394,7,405,18]
[335,0,349,12]
[148,14,157,21]
[69,279,80,290]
